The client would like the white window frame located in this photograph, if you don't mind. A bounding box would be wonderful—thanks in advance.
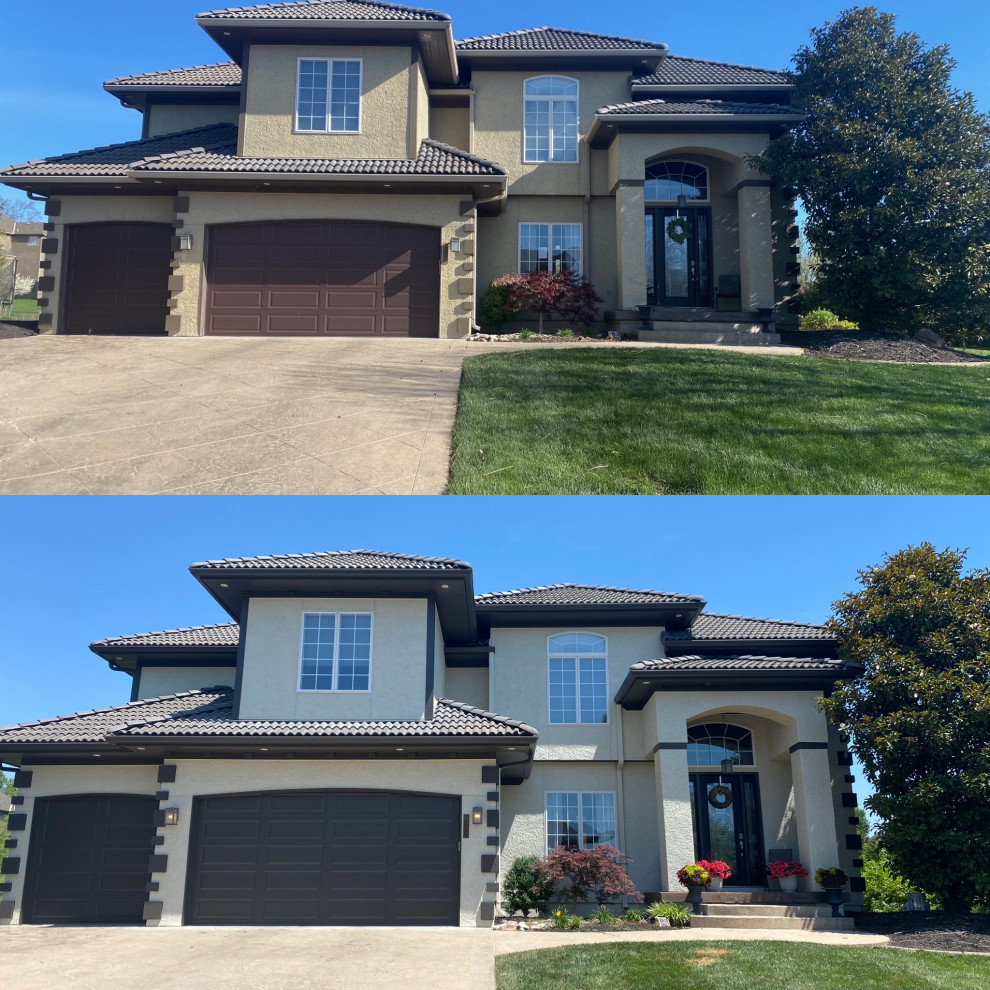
[544,790,617,854]
[517,222,584,275]
[523,75,579,164]
[644,159,711,204]
[295,57,363,134]
[686,722,757,769]
[547,632,609,725]
[297,610,374,693]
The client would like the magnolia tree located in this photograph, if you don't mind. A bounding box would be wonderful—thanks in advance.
[543,844,642,913]
[489,270,603,333]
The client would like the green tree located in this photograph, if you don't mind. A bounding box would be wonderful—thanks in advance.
[758,7,990,340]
[821,544,990,911]
[0,772,15,884]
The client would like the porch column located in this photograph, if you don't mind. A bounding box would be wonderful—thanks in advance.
[615,181,647,311]
[737,180,775,311]
[789,744,839,889]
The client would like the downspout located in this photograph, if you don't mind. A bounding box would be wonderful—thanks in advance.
[616,702,628,906]
[583,133,592,289]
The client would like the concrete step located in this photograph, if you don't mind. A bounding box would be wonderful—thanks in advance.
[702,903,835,918]
[691,915,855,931]
[655,891,827,905]
[640,327,782,346]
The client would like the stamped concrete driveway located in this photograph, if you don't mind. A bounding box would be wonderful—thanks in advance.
[0,336,472,495]
[0,925,495,990]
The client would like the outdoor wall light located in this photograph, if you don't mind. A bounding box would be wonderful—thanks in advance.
[449,237,462,253]
[472,806,483,825]
[163,808,180,826]
[720,758,737,775]
[178,233,194,251]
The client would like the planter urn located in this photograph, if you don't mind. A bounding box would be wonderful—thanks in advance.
[685,884,707,915]
[637,304,653,333]
[823,887,844,917]
[709,877,723,892]
[777,875,799,893]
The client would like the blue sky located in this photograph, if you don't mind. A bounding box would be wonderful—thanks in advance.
[1,493,986,822]
[2,0,988,212]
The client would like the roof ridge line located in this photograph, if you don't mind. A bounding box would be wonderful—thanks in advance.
[437,697,538,733]
[104,688,234,735]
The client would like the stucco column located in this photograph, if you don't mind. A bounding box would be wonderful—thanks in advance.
[615,181,646,311]
[654,745,695,890]
[737,181,775,311]
[789,745,840,888]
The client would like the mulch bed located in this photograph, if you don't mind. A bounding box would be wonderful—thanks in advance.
[854,912,990,953]
[0,320,38,339]
[779,329,986,364]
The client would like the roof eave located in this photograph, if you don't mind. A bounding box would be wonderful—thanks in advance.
[127,169,506,185]
[630,82,795,94]
[664,636,837,657]
[0,174,141,189]
[587,111,804,144]
[458,46,667,72]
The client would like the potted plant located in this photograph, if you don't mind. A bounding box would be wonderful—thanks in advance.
[676,863,711,915]
[768,860,808,893]
[815,867,849,917]
[696,859,731,892]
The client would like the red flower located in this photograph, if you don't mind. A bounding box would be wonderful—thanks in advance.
[696,859,732,880]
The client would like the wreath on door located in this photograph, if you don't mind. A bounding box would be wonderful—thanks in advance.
[667,216,692,244]
[708,784,733,809]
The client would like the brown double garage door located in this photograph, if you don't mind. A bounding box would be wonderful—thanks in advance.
[61,221,440,337]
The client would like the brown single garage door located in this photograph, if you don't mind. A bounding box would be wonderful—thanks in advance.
[204,221,440,337]
[22,795,157,924]
[63,223,172,334]
[185,791,460,925]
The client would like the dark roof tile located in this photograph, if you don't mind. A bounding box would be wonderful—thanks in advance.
[191,549,473,570]
[597,98,801,116]
[636,56,792,86]
[105,62,242,88]
[632,655,848,672]
[457,26,663,52]
[91,623,240,649]
[669,612,833,642]
[476,583,702,606]
[198,1,449,22]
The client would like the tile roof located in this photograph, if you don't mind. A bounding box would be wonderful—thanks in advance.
[668,612,833,642]
[0,689,536,744]
[1,123,237,178]
[197,1,450,21]
[632,655,849,672]
[597,98,801,116]
[476,583,703,606]
[105,62,242,88]
[457,27,664,52]
[191,549,472,570]
[132,138,506,176]
[635,56,792,87]
[91,623,240,649]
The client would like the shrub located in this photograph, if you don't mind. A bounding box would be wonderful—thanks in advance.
[489,270,603,334]
[557,328,574,338]
[591,905,617,925]
[551,908,582,930]
[648,901,691,927]
[801,308,860,330]
[543,844,643,913]
[501,856,555,917]
[862,846,916,912]
[519,329,531,340]
[620,907,646,922]
[478,280,518,329]
[815,867,849,888]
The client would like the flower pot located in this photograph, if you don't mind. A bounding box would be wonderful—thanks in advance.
[777,875,798,893]
[823,887,844,917]
[685,884,707,915]
[709,877,723,892]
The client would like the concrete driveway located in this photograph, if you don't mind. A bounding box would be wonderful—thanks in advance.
[0,925,496,990]
[0,336,471,495]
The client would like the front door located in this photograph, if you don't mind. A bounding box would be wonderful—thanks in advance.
[689,773,764,886]
[646,207,713,307]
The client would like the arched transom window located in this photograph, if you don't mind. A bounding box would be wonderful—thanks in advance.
[548,633,607,724]
[524,76,579,163]
[645,161,709,202]
[687,723,754,766]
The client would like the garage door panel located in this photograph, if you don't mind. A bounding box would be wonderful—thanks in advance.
[206,222,439,337]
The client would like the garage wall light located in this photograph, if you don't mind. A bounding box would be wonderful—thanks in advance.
[449,237,462,254]
[472,806,483,825]
[178,234,194,251]
[163,808,180,826]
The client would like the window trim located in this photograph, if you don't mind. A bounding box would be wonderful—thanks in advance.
[297,610,374,694]
[544,789,618,855]
[546,631,609,725]
[294,56,364,135]
[522,74,580,164]
[686,721,756,768]
[517,222,584,275]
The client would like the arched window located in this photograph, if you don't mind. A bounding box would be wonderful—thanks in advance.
[645,161,709,202]
[548,633,607,723]
[687,723,754,766]
[524,76,579,163]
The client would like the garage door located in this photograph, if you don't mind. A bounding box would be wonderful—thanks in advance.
[63,223,172,334]
[204,221,440,337]
[186,791,460,925]
[22,795,156,924]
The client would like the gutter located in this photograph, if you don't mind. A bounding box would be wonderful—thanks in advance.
[586,110,805,145]
[125,169,506,186]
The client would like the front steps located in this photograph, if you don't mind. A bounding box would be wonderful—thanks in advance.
[605,308,781,346]
[654,892,854,932]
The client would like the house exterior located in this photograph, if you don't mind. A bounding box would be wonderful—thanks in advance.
[0,1,803,341]
[0,550,864,928]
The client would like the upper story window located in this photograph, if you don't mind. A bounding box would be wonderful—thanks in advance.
[548,633,607,724]
[645,161,709,203]
[296,58,362,133]
[687,723,755,766]
[519,223,582,275]
[524,76,579,163]
[299,612,372,692]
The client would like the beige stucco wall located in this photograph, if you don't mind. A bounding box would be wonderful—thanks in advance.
[432,603,445,710]
[146,103,240,138]
[153,759,491,926]
[242,44,415,159]
[0,763,160,925]
[429,106,470,151]
[172,190,471,338]
[443,667,489,710]
[238,597,430,721]
[412,59,430,153]
[136,666,236,699]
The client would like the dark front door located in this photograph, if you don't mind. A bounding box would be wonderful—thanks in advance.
[185,790,461,925]
[646,207,712,307]
[22,795,157,924]
[689,773,764,886]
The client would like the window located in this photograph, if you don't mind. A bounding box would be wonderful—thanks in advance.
[548,633,607,724]
[546,792,616,852]
[524,76,578,162]
[687,723,755,766]
[519,223,582,274]
[645,161,709,202]
[299,612,372,691]
[296,58,362,133]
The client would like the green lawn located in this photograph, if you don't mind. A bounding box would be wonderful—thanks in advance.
[496,942,990,990]
[5,298,39,320]
[448,348,990,493]
[961,347,990,358]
